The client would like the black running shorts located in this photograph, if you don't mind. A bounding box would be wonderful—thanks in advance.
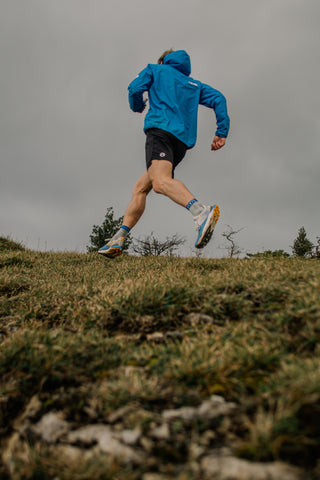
[145,128,187,175]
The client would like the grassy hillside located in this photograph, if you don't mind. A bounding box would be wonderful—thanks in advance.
[1,237,320,479]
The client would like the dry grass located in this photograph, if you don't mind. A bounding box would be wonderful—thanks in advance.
[1,237,320,478]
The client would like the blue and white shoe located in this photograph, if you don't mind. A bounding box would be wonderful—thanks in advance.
[194,205,220,249]
[98,237,123,258]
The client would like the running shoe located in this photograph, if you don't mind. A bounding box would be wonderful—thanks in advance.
[194,205,220,249]
[98,237,123,258]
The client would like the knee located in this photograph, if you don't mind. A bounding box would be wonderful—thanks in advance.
[133,182,151,197]
[152,178,166,195]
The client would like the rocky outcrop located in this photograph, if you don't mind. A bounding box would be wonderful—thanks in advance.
[2,394,304,479]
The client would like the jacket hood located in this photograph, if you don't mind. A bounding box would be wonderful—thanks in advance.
[163,50,191,76]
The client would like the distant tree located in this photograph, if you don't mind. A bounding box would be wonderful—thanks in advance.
[221,225,244,258]
[131,232,185,256]
[87,207,132,252]
[246,249,290,259]
[291,227,313,258]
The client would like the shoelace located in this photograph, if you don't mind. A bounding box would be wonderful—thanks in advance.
[193,208,210,231]
[104,237,124,247]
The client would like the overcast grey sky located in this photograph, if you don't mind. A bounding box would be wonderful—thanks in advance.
[1,0,319,256]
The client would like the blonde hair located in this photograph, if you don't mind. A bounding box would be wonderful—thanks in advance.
[157,49,174,64]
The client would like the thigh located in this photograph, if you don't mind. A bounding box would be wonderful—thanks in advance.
[147,159,173,183]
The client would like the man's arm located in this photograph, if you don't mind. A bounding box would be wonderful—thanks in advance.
[199,83,230,150]
[128,65,153,113]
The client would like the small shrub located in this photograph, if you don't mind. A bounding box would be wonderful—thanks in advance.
[0,236,25,252]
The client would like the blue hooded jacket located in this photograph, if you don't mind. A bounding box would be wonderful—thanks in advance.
[128,50,230,148]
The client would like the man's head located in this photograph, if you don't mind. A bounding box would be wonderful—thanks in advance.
[157,50,191,76]
[157,49,174,64]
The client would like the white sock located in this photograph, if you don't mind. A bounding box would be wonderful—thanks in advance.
[112,225,130,242]
[186,199,206,217]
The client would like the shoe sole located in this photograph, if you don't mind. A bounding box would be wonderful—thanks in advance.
[98,247,122,258]
[195,205,220,249]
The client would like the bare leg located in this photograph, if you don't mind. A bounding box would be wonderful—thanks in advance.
[123,171,152,229]
[148,160,194,207]
[123,160,194,230]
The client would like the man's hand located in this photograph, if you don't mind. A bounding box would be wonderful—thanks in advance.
[141,98,148,112]
[211,136,226,151]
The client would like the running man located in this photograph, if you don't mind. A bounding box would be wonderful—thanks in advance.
[98,49,230,258]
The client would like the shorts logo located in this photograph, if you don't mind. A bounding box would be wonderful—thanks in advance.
[160,152,166,157]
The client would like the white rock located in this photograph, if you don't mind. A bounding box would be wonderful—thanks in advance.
[198,396,237,420]
[201,455,303,480]
[209,395,226,404]
[66,424,112,444]
[147,332,165,342]
[150,423,170,440]
[162,406,197,423]
[67,424,143,464]
[185,313,215,326]
[98,432,136,460]
[120,428,142,445]
[32,412,69,443]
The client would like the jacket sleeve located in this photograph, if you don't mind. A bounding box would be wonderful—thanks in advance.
[199,83,230,138]
[128,65,153,113]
